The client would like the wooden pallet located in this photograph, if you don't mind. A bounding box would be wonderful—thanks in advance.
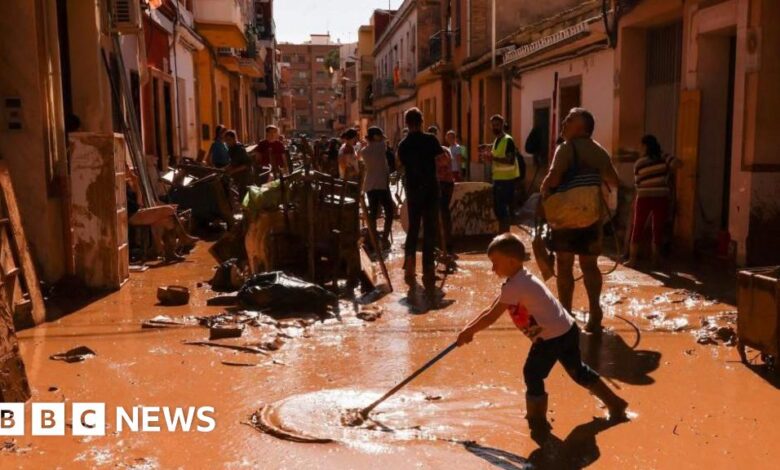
[0,161,45,326]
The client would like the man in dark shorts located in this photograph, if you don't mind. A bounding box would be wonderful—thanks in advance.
[540,108,619,333]
[398,108,444,289]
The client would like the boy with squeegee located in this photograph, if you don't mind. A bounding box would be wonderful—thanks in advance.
[456,233,628,429]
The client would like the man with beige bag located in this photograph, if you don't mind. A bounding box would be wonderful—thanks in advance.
[540,108,619,333]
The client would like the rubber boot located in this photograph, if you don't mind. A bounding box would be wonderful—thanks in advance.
[525,393,551,441]
[587,379,628,421]
[525,393,548,425]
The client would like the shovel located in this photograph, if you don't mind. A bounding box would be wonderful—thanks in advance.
[342,342,457,426]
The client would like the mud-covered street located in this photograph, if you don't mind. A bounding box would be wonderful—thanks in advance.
[5,225,778,469]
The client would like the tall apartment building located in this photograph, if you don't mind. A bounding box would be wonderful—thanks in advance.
[278,34,340,137]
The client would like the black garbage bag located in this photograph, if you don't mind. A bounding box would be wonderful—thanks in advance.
[238,271,337,314]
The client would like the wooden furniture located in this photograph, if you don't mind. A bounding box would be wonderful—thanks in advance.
[737,266,780,375]
[0,160,45,327]
[69,132,129,290]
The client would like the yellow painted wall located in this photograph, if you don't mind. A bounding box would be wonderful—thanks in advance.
[195,49,215,155]
[416,79,444,131]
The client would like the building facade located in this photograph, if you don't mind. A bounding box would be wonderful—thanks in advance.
[373,1,418,146]
[278,35,341,137]
[0,0,278,292]
[614,0,780,265]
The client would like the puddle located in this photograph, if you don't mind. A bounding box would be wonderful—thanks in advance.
[250,387,522,452]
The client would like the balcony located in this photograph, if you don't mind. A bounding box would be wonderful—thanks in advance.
[194,0,247,49]
[256,17,275,40]
[217,48,240,72]
[419,30,444,71]
[360,55,374,75]
[373,78,395,98]
[239,57,263,78]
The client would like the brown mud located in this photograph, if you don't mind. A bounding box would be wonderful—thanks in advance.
[8,223,780,468]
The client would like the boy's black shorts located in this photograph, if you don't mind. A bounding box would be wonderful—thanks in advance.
[523,324,599,397]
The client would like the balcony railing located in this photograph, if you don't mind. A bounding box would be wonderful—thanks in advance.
[420,31,444,71]
[373,78,395,98]
[255,17,275,40]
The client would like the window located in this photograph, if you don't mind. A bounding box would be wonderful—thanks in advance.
[316,71,326,79]
[317,117,326,125]
[316,103,326,110]
[316,88,326,94]
[315,56,325,63]
[297,71,308,79]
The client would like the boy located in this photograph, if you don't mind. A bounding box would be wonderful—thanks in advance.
[456,233,628,427]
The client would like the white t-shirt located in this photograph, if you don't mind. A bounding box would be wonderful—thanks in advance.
[449,144,463,172]
[500,268,574,342]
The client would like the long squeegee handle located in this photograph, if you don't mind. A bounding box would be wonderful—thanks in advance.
[360,342,458,416]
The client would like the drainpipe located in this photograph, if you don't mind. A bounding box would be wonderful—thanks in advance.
[491,0,496,70]
[171,1,184,160]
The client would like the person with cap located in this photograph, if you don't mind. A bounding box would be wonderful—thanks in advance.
[360,126,394,247]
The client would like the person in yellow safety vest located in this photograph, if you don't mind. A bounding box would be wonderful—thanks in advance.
[490,114,523,233]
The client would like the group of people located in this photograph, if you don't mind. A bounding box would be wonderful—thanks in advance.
[203,124,289,200]
[456,108,679,431]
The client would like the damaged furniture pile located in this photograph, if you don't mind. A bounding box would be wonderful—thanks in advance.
[210,168,371,293]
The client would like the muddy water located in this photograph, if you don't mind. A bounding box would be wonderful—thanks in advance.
[8,226,780,468]
[256,387,523,451]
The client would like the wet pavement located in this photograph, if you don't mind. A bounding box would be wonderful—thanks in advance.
[7,225,780,469]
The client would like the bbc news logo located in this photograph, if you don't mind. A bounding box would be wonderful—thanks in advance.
[0,403,216,436]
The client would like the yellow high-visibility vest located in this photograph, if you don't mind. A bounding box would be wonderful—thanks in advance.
[491,134,520,181]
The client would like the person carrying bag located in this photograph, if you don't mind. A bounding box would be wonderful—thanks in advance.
[541,139,603,230]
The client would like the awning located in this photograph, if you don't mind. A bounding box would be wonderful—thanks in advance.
[196,23,247,49]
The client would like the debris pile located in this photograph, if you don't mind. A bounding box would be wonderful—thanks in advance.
[693,312,737,346]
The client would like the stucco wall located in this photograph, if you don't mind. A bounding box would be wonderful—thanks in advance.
[519,49,615,155]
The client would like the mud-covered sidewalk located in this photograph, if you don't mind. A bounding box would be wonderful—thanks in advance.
[7,227,780,469]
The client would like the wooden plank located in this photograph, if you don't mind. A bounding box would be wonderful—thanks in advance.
[0,161,46,325]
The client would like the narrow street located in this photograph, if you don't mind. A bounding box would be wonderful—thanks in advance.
[2,1,780,468]
[8,224,780,468]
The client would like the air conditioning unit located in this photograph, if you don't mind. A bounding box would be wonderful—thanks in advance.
[110,0,142,34]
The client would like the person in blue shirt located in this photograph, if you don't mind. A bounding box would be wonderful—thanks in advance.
[207,125,230,168]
